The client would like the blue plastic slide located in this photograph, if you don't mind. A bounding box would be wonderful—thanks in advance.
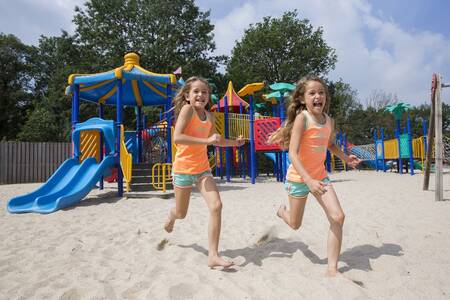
[264,152,291,165]
[7,117,118,214]
[7,155,116,214]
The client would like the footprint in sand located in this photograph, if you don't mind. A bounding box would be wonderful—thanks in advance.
[255,234,270,246]
[157,239,169,251]
[351,279,365,288]
[255,226,277,246]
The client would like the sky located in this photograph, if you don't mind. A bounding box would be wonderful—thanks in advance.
[1,0,449,107]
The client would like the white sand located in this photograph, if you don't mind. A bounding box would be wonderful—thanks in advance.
[1,170,450,299]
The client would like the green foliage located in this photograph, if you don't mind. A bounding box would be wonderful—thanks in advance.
[73,0,223,77]
[6,0,223,141]
[19,33,82,141]
[17,105,65,141]
[0,34,34,140]
[227,10,337,87]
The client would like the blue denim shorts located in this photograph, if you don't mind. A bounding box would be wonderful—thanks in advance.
[285,177,331,198]
[173,170,213,188]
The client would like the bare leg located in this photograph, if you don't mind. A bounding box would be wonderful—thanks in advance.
[277,195,307,230]
[164,186,192,233]
[314,185,345,276]
[197,176,233,268]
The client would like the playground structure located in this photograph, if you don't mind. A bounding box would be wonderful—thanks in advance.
[208,81,297,184]
[346,109,428,175]
[8,53,177,213]
[6,51,448,212]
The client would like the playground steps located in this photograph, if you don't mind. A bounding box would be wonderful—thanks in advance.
[130,163,172,192]
[333,157,345,171]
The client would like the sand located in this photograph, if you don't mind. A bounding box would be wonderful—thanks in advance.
[0,170,449,299]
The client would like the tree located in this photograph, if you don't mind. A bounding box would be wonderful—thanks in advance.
[18,33,82,142]
[226,10,337,87]
[409,103,450,138]
[73,0,223,77]
[365,89,398,110]
[0,34,34,140]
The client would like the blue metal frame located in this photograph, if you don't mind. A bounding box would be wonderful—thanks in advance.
[116,79,123,197]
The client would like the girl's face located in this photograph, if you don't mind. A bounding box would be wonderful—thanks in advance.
[186,80,210,110]
[303,80,327,116]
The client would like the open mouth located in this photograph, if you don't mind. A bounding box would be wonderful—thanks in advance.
[313,100,323,107]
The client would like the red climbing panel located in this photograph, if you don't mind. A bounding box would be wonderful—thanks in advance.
[254,118,282,151]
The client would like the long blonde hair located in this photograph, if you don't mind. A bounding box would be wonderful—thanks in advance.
[172,76,212,118]
[268,75,330,148]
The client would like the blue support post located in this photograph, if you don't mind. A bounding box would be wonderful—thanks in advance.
[166,84,173,163]
[136,106,142,163]
[99,104,104,190]
[249,94,256,184]
[72,84,80,160]
[276,152,282,181]
[373,128,379,171]
[326,150,331,172]
[272,152,278,179]
[217,101,223,179]
[116,79,124,197]
[343,134,348,171]
[224,95,231,182]
[407,115,414,175]
[423,119,428,154]
[239,102,244,178]
[396,119,403,174]
[279,95,287,181]
[381,128,386,172]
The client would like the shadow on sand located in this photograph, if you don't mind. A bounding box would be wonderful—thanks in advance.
[178,240,403,273]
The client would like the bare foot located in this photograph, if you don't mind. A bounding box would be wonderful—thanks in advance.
[326,268,344,277]
[276,205,286,219]
[164,209,175,233]
[208,256,234,269]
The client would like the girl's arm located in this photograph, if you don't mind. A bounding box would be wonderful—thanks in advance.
[327,118,361,169]
[174,105,218,145]
[206,112,245,147]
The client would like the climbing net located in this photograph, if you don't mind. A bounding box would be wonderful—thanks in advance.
[350,144,376,161]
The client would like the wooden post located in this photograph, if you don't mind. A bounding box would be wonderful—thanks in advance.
[435,75,443,201]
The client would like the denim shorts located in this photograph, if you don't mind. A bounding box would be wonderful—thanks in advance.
[173,170,213,188]
[285,177,331,198]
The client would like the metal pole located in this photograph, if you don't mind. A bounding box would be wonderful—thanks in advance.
[116,79,123,197]
[224,95,231,182]
[166,84,173,163]
[407,115,415,175]
[396,120,403,174]
[373,128,379,171]
[279,95,287,180]
[99,104,104,190]
[218,101,223,179]
[72,85,80,160]
[249,94,256,184]
[136,106,142,163]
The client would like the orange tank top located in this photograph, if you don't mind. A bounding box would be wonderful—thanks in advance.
[172,111,212,174]
[286,110,332,183]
